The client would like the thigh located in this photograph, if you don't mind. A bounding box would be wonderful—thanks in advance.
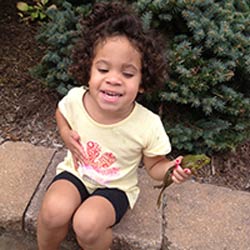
[73,188,129,231]
[40,173,85,225]
[93,188,129,225]
[49,171,90,203]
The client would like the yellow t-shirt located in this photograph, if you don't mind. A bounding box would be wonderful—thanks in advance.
[56,87,171,208]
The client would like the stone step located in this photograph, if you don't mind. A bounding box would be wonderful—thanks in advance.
[0,141,55,231]
[1,141,250,250]
[24,148,163,250]
[163,181,250,250]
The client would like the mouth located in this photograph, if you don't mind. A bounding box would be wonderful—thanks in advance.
[100,90,123,103]
[101,90,122,97]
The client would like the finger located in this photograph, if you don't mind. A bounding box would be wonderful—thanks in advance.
[172,171,184,183]
[72,148,84,164]
[173,166,190,182]
[171,174,182,184]
[78,142,85,156]
[73,157,79,169]
[70,130,81,142]
[175,156,183,166]
[168,157,182,169]
[184,168,192,176]
[75,145,85,163]
[68,136,84,157]
[71,136,85,160]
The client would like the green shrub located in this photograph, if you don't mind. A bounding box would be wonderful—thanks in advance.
[30,1,91,94]
[136,0,250,154]
[32,0,250,154]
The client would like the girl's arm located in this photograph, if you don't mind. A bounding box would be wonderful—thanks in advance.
[55,108,84,165]
[143,155,191,184]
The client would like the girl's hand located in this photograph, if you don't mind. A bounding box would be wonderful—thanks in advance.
[171,156,192,184]
[55,108,85,168]
[62,129,85,167]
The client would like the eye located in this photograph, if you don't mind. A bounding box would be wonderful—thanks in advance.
[98,68,109,73]
[123,72,134,78]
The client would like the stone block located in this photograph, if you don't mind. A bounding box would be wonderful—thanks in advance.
[163,181,250,250]
[24,150,163,250]
[0,141,55,231]
[24,149,67,233]
[113,168,163,250]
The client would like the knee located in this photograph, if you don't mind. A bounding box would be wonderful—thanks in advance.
[39,196,71,229]
[73,212,101,245]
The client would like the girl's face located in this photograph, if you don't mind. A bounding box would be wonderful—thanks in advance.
[86,36,142,123]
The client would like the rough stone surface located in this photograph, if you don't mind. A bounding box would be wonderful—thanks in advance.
[163,181,250,250]
[24,148,163,250]
[0,141,55,231]
[0,231,38,250]
[24,149,67,234]
[2,141,250,250]
[24,148,80,250]
[113,168,163,250]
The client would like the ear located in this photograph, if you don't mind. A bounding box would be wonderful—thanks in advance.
[138,86,144,94]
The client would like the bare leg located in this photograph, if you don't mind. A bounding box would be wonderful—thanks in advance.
[37,180,81,250]
[73,196,116,250]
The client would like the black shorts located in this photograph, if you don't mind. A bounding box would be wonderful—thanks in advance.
[51,171,129,225]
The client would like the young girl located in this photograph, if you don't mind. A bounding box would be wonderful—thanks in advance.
[37,2,191,250]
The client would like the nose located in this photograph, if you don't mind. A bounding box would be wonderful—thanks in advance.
[105,73,122,86]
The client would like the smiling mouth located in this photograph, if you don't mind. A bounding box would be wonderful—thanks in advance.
[101,90,122,97]
[100,90,123,103]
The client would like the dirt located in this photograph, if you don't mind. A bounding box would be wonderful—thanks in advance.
[1,0,250,193]
[0,0,63,148]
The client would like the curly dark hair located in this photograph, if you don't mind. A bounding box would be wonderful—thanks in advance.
[69,1,168,92]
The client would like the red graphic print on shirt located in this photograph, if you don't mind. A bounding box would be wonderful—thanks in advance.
[76,141,120,185]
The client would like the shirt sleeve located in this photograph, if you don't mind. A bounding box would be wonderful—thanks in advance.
[58,87,85,128]
[143,115,171,157]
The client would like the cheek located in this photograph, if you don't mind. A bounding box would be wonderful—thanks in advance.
[128,82,141,97]
[88,69,94,84]
[88,69,101,85]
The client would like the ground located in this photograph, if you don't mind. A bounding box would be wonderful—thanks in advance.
[1,0,250,192]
